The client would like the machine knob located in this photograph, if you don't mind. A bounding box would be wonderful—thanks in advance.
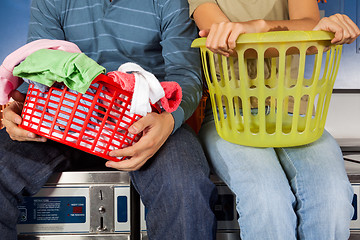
[98,206,106,214]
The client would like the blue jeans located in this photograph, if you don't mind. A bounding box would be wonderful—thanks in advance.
[0,125,217,240]
[199,109,354,240]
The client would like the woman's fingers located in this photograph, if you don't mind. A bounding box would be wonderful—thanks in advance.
[314,14,360,45]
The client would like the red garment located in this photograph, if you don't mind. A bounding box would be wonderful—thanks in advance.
[106,71,182,113]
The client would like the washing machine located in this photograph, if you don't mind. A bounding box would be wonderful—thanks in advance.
[16,171,140,240]
[345,153,360,239]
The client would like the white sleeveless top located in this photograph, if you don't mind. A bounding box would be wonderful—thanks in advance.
[189,0,289,21]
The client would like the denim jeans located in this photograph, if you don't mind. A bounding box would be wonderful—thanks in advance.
[199,108,354,240]
[0,124,217,240]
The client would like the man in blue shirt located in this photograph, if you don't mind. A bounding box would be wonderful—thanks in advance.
[0,0,217,239]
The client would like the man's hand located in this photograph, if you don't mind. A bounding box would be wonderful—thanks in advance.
[313,14,360,45]
[3,90,47,142]
[106,111,174,171]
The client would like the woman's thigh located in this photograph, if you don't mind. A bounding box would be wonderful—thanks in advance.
[276,130,354,239]
[199,120,298,239]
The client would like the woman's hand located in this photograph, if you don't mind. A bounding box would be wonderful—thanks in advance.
[3,90,47,142]
[106,111,174,171]
[313,14,360,44]
[200,20,267,57]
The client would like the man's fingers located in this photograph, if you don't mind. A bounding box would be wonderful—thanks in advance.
[105,157,146,172]
[5,123,46,142]
[3,104,21,124]
[106,145,152,171]
[109,145,136,158]
[10,90,26,102]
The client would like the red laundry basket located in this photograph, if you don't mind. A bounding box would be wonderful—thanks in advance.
[20,74,153,161]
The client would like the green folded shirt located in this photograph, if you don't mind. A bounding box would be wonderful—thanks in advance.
[13,49,106,94]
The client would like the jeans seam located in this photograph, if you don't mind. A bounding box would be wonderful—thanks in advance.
[279,147,306,238]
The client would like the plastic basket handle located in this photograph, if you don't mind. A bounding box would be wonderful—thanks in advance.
[93,74,162,114]
[92,73,125,88]
[191,30,335,48]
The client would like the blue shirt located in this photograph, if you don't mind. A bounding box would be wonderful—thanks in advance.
[28,0,202,132]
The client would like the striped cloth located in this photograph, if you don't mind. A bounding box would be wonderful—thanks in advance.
[27,0,202,132]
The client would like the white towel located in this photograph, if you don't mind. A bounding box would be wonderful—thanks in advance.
[118,62,165,116]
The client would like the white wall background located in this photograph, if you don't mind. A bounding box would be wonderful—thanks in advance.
[326,93,360,140]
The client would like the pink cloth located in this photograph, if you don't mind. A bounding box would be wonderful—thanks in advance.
[106,71,135,92]
[107,71,182,113]
[0,39,82,104]
[159,82,182,113]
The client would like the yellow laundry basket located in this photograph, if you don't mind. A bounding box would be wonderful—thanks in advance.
[191,31,342,147]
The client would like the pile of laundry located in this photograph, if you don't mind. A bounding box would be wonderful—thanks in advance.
[0,39,182,159]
